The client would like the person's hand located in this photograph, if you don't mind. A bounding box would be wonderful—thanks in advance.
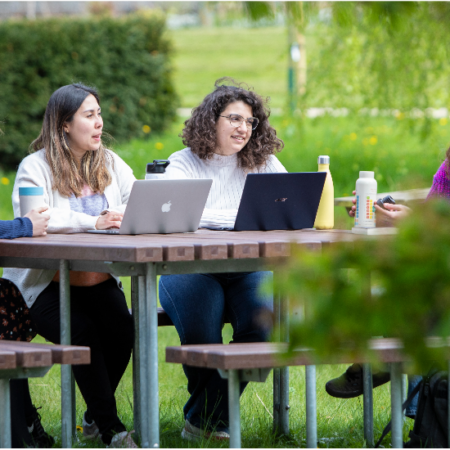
[348,190,357,217]
[25,206,50,236]
[95,211,123,230]
[375,203,412,227]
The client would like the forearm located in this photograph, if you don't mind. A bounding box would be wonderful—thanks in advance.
[0,218,33,239]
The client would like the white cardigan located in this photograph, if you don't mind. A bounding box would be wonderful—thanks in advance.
[3,149,136,308]
[164,148,287,228]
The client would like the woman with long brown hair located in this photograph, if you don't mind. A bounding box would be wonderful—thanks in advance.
[3,83,137,448]
[159,78,285,441]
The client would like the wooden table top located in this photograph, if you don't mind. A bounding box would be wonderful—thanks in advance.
[0,229,364,263]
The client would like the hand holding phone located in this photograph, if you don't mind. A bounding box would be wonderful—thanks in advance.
[376,195,396,210]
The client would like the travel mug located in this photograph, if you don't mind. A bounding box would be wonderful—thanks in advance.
[19,187,45,216]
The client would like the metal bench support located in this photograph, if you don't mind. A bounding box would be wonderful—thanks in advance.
[390,363,403,448]
[305,365,317,448]
[363,363,374,447]
[0,367,52,448]
[219,368,271,448]
[228,370,241,449]
[0,378,11,448]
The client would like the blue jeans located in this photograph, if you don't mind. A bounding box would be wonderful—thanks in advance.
[159,271,273,431]
[406,375,422,418]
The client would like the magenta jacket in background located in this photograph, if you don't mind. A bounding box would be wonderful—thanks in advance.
[427,161,450,199]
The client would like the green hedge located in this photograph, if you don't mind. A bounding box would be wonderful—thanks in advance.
[0,12,178,170]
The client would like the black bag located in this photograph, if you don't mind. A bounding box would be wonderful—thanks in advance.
[376,369,449,448]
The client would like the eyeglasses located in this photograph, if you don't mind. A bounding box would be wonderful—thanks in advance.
[219,114,259,130]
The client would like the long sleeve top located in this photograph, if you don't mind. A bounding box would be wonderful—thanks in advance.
[427,161,450,200]
[164,148,287,228]
[3,149,136,308]
[0,218,33,239]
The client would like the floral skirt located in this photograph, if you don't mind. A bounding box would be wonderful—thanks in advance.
[0,278,36,342]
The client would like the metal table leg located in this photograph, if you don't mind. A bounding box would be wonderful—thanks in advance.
[60,259,73,448]
[0,378,11,448]
[228,370,241,449]
[136,275,150,447]
[305,365,317,448]
[131,276,142,441]
[145,263,159,448]
[272,289,290,435]
[363,363,374,447]
[390,363,403,448]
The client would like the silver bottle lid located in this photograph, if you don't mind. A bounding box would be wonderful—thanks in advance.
[318,155,330,164]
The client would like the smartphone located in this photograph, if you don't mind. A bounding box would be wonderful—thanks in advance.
[376,195,396,210]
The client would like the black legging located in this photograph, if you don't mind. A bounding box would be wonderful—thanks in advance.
[30,278,134,445]
[10,380,34,448]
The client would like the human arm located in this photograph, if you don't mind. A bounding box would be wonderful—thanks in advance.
[0,218,33,239]
[374,203,412,227]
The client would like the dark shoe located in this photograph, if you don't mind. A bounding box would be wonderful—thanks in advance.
[27,406,55,448]
[325,363,391,398]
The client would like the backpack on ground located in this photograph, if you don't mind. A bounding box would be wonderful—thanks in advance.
[376,368,448,448]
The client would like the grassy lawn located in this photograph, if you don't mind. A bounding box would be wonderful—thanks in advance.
[1,24,449,448]
[170,26,288,109]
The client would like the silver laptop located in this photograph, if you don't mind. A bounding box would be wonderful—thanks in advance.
[88,179,212,234]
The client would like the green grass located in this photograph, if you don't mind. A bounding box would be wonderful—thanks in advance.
[30,328,411,448]
[170,26,288,108]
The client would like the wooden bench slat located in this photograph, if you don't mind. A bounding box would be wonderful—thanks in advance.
[0,350,17,370]
[0,341,91,365]
[167,338,450,370]
[0,342,52,367]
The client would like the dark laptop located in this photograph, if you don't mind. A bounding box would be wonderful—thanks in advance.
[233,172,327,231]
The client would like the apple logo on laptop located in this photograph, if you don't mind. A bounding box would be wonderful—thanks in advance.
[162,201,171,212]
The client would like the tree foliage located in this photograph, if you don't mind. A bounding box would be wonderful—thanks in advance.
[0,12,178,171]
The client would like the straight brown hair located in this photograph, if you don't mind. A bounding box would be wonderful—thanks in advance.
[31,83,112,197]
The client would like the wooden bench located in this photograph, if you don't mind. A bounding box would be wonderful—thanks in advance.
[166,339,450,449]
[0,341,90,448]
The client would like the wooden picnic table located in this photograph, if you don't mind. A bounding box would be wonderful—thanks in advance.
[334,187,430,212]
[0,229,369,448]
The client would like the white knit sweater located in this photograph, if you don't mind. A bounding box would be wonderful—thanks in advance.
[3,149,136,308]
[164,148,287,228]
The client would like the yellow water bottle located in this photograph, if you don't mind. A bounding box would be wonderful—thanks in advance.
[314,155,334,230]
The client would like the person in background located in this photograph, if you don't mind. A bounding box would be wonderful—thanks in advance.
[2,83,137,448]
[1,194,54,447]
[326,150,450,418]
[159,78,285,441]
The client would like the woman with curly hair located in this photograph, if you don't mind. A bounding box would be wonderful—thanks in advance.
[160,78,286,441]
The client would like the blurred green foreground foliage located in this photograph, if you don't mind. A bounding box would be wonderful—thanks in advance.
[274,198,450,371]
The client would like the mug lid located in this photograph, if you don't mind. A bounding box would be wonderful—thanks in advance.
[19,187,43,196]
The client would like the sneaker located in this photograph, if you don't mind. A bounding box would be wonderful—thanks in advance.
[325,363,391,398]
[82,411,100,440]
[108,431,138,448]
[27,406,55,448]
[181,419,230,442]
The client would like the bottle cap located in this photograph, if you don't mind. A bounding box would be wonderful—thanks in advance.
[359,171,375,178]
[318,155,330,164]
[146,160,170,174]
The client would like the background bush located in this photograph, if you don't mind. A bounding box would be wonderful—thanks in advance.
[0,11,178,171]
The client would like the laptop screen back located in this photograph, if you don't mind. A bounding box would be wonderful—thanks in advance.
[234,172,326,231]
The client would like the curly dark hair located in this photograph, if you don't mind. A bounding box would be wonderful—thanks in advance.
[180,77,284,169]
